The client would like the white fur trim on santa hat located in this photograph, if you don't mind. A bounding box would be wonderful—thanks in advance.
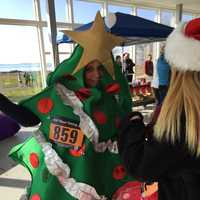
[165,23,200,72]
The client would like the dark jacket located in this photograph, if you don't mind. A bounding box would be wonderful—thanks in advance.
[118,112,200,200]
[125,58,135,74]
[145,60,154,76]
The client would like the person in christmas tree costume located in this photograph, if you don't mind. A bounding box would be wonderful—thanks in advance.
[0,12,142,200]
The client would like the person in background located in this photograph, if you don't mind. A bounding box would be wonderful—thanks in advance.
[157,45,171,105]
[118,17,200,200]
[122,52,135,83]
[144,54,154,80]
[115,55,122,72]
[29,72,34,87]
[151,59,160,105]
[24,72,31,87]
[17,71,23,87]
[144,54,154,107]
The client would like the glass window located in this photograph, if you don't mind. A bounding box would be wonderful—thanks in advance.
[45,53,71,72]
[59,54,72,63]
[182,13,193,22]
[136,8,157,79]
[0,0,34,20]
[58,43,73,53]
[0,25,43,101]
[73,0,103,24]
[137,8,157,21]
[135,43,154,79]
[40,0,68,22]
[112,47,123,59]
[55,0,68,22]
[44,27,72,53]
[113,46,134,61]
[45,54,54,72]
[43,27,73,66]
[43,27,52,52]
[108,4,132,14]
[40,0,46,20]
[123,46,134,60]
[57,27,73,53]
[161,10,174,27]
[135,44,154,65]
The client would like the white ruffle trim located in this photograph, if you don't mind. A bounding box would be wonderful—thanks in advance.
[34,130,106,200]
[19,84,119,200]
[94,139,118,153]
[56,83,119,154]
[56,83,99,144]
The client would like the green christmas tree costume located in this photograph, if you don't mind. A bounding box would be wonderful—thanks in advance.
[10,12,140,200]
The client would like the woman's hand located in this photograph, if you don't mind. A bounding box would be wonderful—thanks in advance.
[119,111,144,131]
[128,111,143,122]
[130,115,142,121]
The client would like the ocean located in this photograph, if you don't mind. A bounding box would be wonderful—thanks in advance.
[0,63,52,72]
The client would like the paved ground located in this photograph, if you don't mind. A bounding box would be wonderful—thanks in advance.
[0,127,35,200]
[0,104,155,200]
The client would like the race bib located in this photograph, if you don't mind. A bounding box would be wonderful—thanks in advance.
[49,117,84,148]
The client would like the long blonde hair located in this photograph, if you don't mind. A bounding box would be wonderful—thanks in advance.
[154,68,200,155]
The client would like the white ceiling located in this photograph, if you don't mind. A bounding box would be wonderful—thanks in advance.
[147,0,200,9]
[145,0,200,12]
[152,0,200,3]
[120,0,200,13]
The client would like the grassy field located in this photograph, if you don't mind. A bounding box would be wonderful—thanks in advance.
[0,68,154,105]
[0,71,43,102]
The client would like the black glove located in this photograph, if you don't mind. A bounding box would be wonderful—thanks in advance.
[0,93,40,127]
[119,111,143,131]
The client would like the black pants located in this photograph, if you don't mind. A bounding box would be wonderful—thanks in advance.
[126,74,133,83]
[152,87,160,105]
[158,85,168,105]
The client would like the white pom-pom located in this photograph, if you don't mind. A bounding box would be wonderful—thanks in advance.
[104,12,117,29]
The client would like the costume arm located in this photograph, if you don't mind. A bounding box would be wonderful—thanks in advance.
[0,93,40,127]
[118,112,189,182]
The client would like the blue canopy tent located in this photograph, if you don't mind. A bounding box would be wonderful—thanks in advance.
[57,12,173,46]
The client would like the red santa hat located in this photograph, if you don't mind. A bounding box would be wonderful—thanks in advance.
[165,17,200,71]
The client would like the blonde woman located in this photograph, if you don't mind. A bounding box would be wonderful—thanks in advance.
[118,17,200,200]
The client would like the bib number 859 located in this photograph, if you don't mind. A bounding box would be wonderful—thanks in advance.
[53,125,78,144]
[49,123,84,147]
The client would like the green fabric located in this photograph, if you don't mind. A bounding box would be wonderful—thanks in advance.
[9,45,133,200]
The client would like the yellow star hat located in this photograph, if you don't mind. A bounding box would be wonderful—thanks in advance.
[62,11,125,79]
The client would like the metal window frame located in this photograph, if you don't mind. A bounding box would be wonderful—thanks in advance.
[0,0,199,90]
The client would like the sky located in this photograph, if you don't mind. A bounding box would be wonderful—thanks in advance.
[0,0,194,64]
